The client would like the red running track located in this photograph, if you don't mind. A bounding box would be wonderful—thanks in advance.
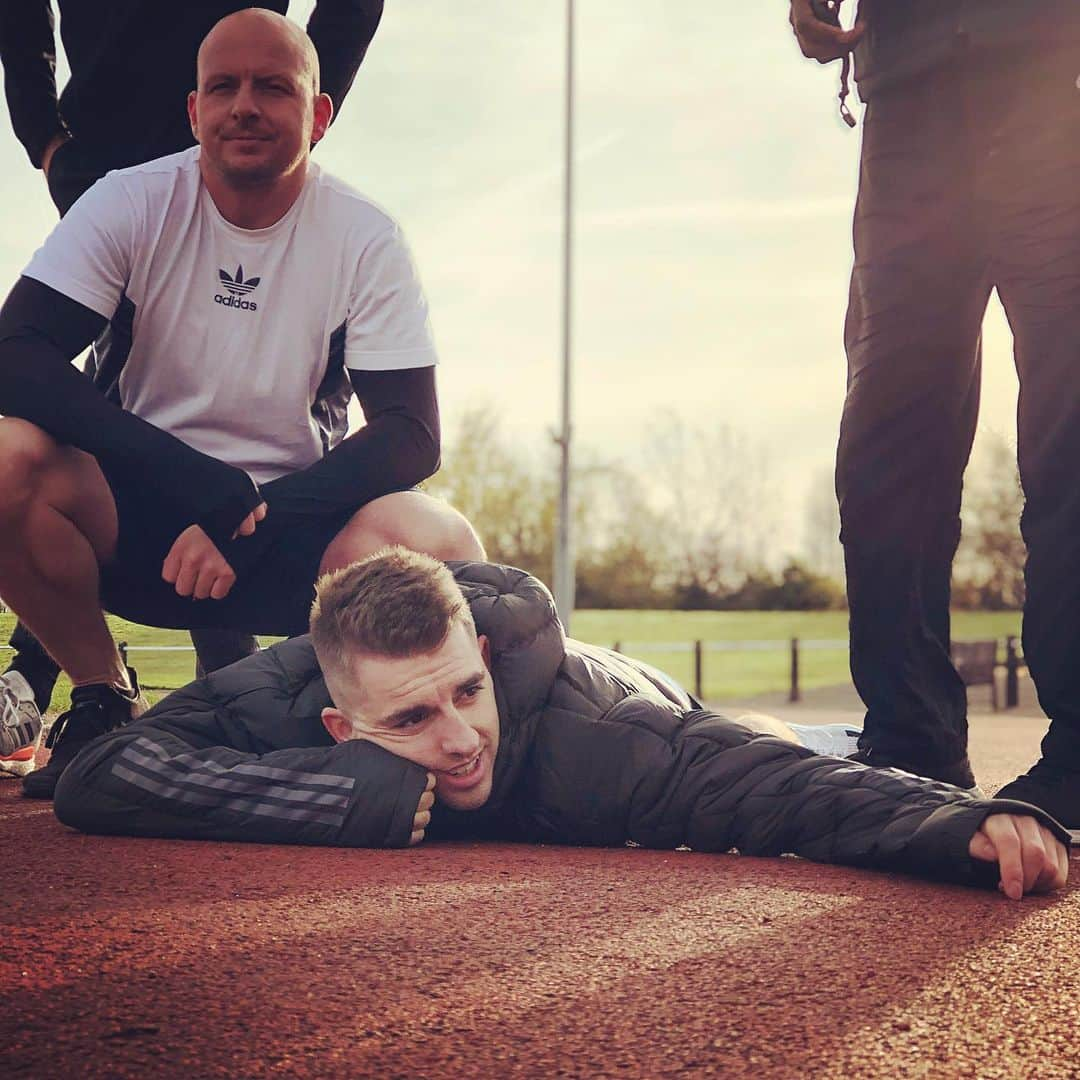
[1,705,1077,1079]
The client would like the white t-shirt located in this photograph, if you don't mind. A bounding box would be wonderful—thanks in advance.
[23,147,437,484]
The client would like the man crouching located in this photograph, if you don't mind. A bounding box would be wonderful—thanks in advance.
[54,549,1070,900]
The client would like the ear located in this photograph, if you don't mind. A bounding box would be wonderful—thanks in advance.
[187,90,199,140]
[310,92,333,145]
[321,705,355,744]
[478,633,491,670]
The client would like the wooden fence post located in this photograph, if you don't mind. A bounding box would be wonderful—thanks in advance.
[789,637,800,703]
[1005,635,1019,710]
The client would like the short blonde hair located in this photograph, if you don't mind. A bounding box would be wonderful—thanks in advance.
[310,547,475,677]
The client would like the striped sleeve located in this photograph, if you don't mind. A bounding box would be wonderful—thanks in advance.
[54,728,428,849]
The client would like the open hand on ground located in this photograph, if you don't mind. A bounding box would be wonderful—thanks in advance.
[968,814,1069,900]
[410,772,436,846]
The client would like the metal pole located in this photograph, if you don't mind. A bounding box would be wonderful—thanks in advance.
[553,0,576,629]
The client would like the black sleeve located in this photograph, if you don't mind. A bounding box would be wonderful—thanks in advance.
[0,0,67,168]
[305,0,385,121]
[257,365,440,517]
[0,276,262,546]
[528,704,1073,889]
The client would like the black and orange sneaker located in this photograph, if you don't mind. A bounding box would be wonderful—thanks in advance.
[22,672,147,800]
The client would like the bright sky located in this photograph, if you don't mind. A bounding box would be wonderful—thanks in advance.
[0,1,1020,561]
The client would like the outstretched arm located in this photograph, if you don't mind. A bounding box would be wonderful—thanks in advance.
[530,704,1071,895]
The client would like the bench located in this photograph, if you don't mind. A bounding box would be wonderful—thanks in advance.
[951,639,999,710]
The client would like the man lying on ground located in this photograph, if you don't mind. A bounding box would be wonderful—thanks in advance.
[54,550,1071,900]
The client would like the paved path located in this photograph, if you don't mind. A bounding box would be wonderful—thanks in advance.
[1,698,1077,1079]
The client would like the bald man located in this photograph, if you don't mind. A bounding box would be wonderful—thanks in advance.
[0,10,483,799]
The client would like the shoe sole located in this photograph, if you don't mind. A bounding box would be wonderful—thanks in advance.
[0,754,37,779]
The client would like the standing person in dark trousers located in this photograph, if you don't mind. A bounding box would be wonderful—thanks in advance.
[789,0,1080,827]
[0,1,384,777]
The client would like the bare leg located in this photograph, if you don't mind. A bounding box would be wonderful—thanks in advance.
[319,491,485,575]
[0,419,127,689]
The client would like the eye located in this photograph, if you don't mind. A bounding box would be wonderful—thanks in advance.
[393,712,428,731]
[459,682,484,702]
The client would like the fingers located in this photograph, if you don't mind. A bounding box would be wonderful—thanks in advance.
[230,502,268,540]
[790,0,865,62]
[986,816,1025,900]
[976,815,1070,900]
[161,526,237,599]
[409,773,437,847]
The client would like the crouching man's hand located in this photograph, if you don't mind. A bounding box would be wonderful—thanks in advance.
[162,503,267,600]
[162,525,238,600]
[968,814,1070,900]
[410,772,436,846]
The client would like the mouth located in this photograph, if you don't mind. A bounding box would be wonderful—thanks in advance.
[437,748,487,790]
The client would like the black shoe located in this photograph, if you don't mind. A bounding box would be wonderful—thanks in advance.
[848,746,980,792]
[995,759,1080,830]
[21,672,145,800]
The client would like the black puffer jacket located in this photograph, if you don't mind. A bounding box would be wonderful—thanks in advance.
[852,0,1080,101]
[55,563,1068,888]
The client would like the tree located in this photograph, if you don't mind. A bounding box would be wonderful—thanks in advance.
[953,430,1025,610]
[638,413,778,606]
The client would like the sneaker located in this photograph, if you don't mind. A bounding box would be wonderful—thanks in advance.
[995,759,1080,831]
[0,671,44,778]
[848,746,984,795]
[21,670,147,800]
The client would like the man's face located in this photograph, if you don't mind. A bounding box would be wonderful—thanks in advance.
[322,623,501,811]
[187,18,330,188]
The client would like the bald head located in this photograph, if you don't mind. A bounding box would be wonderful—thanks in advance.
[197,9,320,96]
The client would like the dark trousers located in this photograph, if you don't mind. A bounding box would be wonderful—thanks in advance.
[3,140,257,706]
[838,46,1080,770]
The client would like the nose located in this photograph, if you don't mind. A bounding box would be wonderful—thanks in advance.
[437,708,480,759]
[231,81,261,118]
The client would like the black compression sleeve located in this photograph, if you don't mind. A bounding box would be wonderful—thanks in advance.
[306,0,385,122]
[257,365,440,517]
[0,276,262,546]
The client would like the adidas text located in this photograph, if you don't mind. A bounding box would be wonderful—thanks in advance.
[214,293,259,311]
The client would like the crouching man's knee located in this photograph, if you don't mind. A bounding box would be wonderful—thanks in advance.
[0,418,63,524]
[321,491,485,572]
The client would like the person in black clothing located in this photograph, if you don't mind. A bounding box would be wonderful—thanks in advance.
[0,9,482,798]
[0,1,385,763]
[54,550,1072,901]
[789,0,1080,827]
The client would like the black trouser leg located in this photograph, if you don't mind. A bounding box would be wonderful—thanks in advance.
[837,71,990,769]
[190,628,260,679]
[5,621,61,713]
[989,53,1080,767]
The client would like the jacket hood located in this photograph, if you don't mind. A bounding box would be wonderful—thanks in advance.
[440,561,566,826]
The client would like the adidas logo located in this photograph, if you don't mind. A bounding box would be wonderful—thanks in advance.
[214,264,261,310]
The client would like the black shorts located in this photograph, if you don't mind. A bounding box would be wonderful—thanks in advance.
[97,462,352,637]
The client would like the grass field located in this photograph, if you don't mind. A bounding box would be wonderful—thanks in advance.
[0,608,1023,712]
